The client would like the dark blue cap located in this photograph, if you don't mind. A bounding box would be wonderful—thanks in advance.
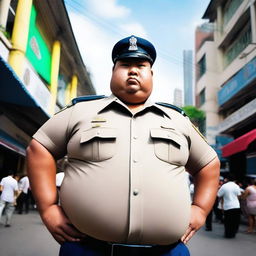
[112,35,157,65]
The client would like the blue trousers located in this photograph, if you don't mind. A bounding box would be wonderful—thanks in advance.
[59,241,190,256]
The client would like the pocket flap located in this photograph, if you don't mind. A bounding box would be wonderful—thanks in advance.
[150,128,183,147]
[80,128,117,143]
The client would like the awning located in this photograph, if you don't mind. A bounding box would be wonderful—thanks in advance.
[222,129,256,157]
[0,56,49,135]
[0,130,26,156]
[0,56,49,116]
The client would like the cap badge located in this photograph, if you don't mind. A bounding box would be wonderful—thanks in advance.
[128,36,138,51]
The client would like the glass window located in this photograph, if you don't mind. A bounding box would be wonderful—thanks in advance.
[57,75,68,107]
[223,21,251,67]
[5,0,18,38]
[198,55,206,78]
[223,0,243,26]
[199,88,206,106]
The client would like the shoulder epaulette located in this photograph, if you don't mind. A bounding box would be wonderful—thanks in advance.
[54,95,106,115]
[156,102,186,116]
[71,95,106,105]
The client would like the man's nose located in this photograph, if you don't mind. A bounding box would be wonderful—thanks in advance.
[128,66,138,75]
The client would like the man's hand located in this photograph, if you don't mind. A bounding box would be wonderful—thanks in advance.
[41,204,86,244]
[181,204,207,244]
[182,157,220,244]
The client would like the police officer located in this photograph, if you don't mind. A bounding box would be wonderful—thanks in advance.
[27,35,220,256]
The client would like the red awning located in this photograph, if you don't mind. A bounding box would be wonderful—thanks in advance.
[222,129,256,157]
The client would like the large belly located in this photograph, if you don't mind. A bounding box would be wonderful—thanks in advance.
[59,172,191,245]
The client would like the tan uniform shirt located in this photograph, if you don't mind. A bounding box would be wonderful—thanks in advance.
[33,95,217,245]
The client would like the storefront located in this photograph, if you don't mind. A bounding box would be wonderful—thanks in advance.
[0,56,49,178]
[222,129,256,179]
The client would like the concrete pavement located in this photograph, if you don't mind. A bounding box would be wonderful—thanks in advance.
[0,210,256,255]
[0,210,59,256]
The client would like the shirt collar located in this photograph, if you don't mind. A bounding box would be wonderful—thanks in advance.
[96,94,171,119]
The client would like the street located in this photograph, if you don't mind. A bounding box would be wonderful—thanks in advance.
[0,210,256,256]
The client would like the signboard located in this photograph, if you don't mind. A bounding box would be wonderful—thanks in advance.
[25,5,51,84]
[218,57,256,106]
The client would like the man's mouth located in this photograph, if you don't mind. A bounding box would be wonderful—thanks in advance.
[127,77,139,85]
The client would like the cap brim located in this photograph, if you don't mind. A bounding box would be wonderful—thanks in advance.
[114,52,153,64]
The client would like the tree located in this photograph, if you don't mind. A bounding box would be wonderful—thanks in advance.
[182,105,205,133]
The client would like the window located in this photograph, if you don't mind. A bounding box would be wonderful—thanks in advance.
[198,55,206,78]
[199,88,206,106]
[57,75,68,107]
[4,0,18,38]
[223,21,251,67]
[223,0,243,26]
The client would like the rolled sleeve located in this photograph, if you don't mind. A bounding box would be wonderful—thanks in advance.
[33,107,73,159]
[185,119,217,174]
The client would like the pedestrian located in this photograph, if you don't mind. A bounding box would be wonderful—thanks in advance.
[26,35,220,256]
[217,173,241,238]
[56,172,65,191]
[213,178,224,223]
[242,179,256,233]
[0,170,19,227]
[16,175,30,214]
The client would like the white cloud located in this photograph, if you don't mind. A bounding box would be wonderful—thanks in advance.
[118,23,148,38]
[86,0,130,19]
[69,12,116,95]
[68,10,181,103]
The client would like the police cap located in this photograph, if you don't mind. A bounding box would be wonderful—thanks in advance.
[112,35,157,65]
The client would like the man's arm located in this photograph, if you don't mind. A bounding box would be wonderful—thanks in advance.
[26,139,84,244]
[181,157,220,243]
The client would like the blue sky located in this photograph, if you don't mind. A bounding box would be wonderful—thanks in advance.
[65,0,211,103]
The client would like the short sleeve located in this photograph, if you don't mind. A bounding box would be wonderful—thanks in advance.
[217,187,223,197]
[33,107,73,159]
[14,181,18,191]
[185,119,217,174]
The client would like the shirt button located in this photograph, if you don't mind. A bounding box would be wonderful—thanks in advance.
[133,135,138,140]
[133,159,138,163]
[133,189,139,196]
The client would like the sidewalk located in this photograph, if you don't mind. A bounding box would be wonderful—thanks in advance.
[0,210,256,256]
[188,220,256,256]
[0,210,59,256]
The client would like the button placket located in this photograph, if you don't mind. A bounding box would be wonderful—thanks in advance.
[128,116,143,242]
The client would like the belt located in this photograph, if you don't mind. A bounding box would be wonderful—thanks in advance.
[81,236,180,256]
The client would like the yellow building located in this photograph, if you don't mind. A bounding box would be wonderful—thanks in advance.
[0,0,95,177]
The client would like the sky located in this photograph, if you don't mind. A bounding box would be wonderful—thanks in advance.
[65,0,211,103]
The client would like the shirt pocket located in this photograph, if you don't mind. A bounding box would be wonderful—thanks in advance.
[150,128,189,165]
[80,128,117,162]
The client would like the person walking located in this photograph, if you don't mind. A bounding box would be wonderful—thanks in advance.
[242,179,256,233]
[27,35,220,256]
[217,173,241,238]
[16,175,30,214]
[0,170,19,227]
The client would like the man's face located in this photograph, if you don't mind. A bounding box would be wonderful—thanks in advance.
[110,59,153,104]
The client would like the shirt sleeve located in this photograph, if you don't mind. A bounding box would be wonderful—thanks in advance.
[185,118,217,174]
[33,106,73,159]
[14,181,18,191]
[217,187,223,197]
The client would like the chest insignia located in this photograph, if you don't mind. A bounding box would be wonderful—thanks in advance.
[91,116,107,128]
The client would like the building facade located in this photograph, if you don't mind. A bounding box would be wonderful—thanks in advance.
[197,0,256,178]
[195,23,220,145]
[0,0,95,178]
[173,88,183,107]
[183,50,194,106]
